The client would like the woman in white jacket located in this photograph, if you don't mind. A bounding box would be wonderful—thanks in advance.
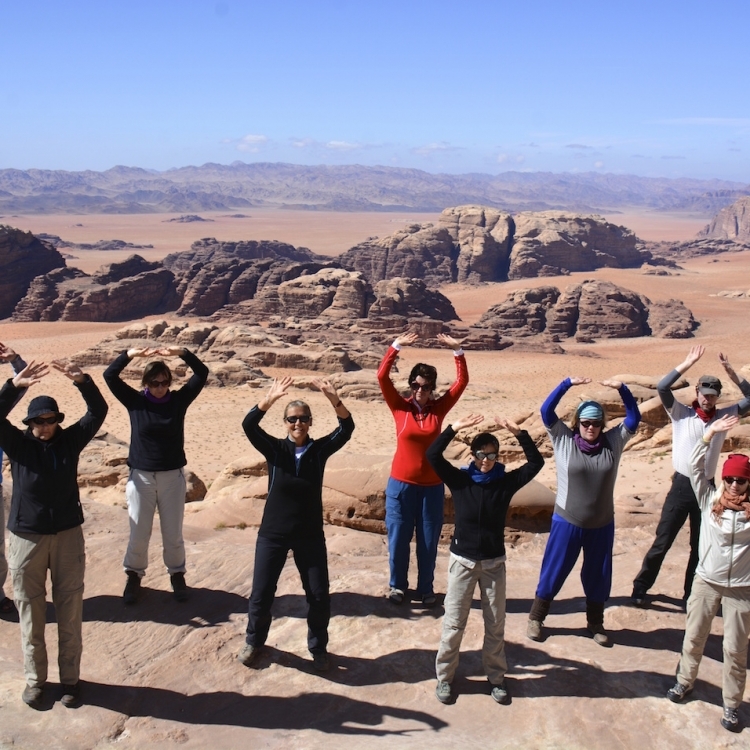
[666,414,750,733]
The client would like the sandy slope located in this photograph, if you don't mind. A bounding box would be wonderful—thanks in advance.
[0,212,748,748]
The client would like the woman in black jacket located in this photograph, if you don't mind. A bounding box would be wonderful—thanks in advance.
[238,376,353,673]
[427,413,543,706]
[0,360,108,709]
[104,346,208,604]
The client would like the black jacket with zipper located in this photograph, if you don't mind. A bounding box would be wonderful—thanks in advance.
[0,376,108,535]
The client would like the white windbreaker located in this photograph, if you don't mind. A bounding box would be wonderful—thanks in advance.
[689,439,750,588]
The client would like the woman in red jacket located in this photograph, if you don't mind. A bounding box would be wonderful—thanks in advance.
[378,331,468,606]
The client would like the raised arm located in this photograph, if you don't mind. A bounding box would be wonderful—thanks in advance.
[312,378,350,420]
[495,417,545,492]
[689,414,738,509]
[0,342,29,411]
[103,349,149,407]
[426,414,484,486]
[376,333,417,410]
[436,333,469,411]
[156,346,209,401]
[540,377,591,427]
[601,379,641,433]
[720,352,750,415]
[659,346,705,409]
[52,361,109,451]
[242,378,292,455]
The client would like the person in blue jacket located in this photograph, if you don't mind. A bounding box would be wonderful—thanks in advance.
[527,377,640,646]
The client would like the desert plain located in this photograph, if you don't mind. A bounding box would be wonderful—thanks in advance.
[0,208,748,749]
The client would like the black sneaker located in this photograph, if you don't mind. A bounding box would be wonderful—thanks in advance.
[22,684,44,709]
[170,572,189,602]
[123,571,141,605]
[61,682,82,708]
[721,705,740,732]
[631,591,647,608]
[666,681,693,703]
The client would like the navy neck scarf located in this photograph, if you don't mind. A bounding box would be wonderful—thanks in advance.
[463,462,506,484]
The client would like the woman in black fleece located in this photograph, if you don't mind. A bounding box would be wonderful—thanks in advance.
[238,376,353,673]
[104,346,208,604]
[427,414,543,706]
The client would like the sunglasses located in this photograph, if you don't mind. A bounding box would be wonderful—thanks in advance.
[580,420,602,429]
[285,415,311,424]
[725,477,749,486]
[148,379,170,388]
[410,382,434,392]
[31,416,58,425]
[474,451,498,461]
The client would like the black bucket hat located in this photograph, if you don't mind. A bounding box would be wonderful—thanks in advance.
[22,395,65,425]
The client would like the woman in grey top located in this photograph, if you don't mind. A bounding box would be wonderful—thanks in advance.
[526,376,640,646]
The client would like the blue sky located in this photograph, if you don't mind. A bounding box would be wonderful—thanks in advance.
[2,1,749,180]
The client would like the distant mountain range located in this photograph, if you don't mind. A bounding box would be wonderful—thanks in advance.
[0,162,748,216]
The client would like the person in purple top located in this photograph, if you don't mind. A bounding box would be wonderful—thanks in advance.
[104,346,208,605]
[526,376,640,646]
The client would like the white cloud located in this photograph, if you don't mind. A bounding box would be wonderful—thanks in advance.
[411,141,462,156]
[290,137,316,148]
[594,160,604,169]
[325,140,361,151]
[236,134,269,153]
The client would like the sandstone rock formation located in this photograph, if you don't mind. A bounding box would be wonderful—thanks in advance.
[697,195,750,241]
[339,206,646,284]
[0,225,66,318]
[508,212,642,279]
[12,254,179,322]
[477,280,695,340]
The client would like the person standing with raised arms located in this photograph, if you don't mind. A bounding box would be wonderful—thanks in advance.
[378,332,468,607]
[238,377,353,673]
[632,346,750,609]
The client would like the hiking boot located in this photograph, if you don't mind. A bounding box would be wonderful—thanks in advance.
[587,622,610,647]
[170,572,189,602]
[666,681,693,703]
[388,588,405,604]
[435,681,454,704]
[237,644,261,667]
[630,591,647,608]
[123,571,141,605]
[422,593,437,607]
[490,680,510,705]
[527,619,543,642]
[721,705,740,732]
[0,596,17,616]
[61,682,81,708]
[22,685,44,709]
[312,651,330,673]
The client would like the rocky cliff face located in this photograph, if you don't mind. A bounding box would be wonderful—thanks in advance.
[477,280,695,340]
[697,196,750,241]
[339,206,645,284]
[0,225,66,318]
[12,254,179,322]
[508,212,642,279]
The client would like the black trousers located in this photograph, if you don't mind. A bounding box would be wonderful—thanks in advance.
[632,473,701,600]
[245,533,330,654]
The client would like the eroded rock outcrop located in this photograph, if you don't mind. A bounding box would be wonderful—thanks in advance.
[477,280,695,340]
[698,195,750,242]
[12,254,179,322]
[339,206,645,285]
[0,225,66,318]
[508,212,642,279]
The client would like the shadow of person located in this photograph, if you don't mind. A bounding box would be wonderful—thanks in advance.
[80,681,448,736]
[83,587,248,626]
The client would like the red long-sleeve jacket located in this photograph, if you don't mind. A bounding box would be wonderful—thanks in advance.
[378,345,468,486]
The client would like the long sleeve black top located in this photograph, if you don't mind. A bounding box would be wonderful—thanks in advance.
[104,350,208,471]
[427,427,544,561]
[0,376,108,534]
[243,405,355,540]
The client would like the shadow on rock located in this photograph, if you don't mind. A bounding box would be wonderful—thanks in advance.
[82,681,448,736]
